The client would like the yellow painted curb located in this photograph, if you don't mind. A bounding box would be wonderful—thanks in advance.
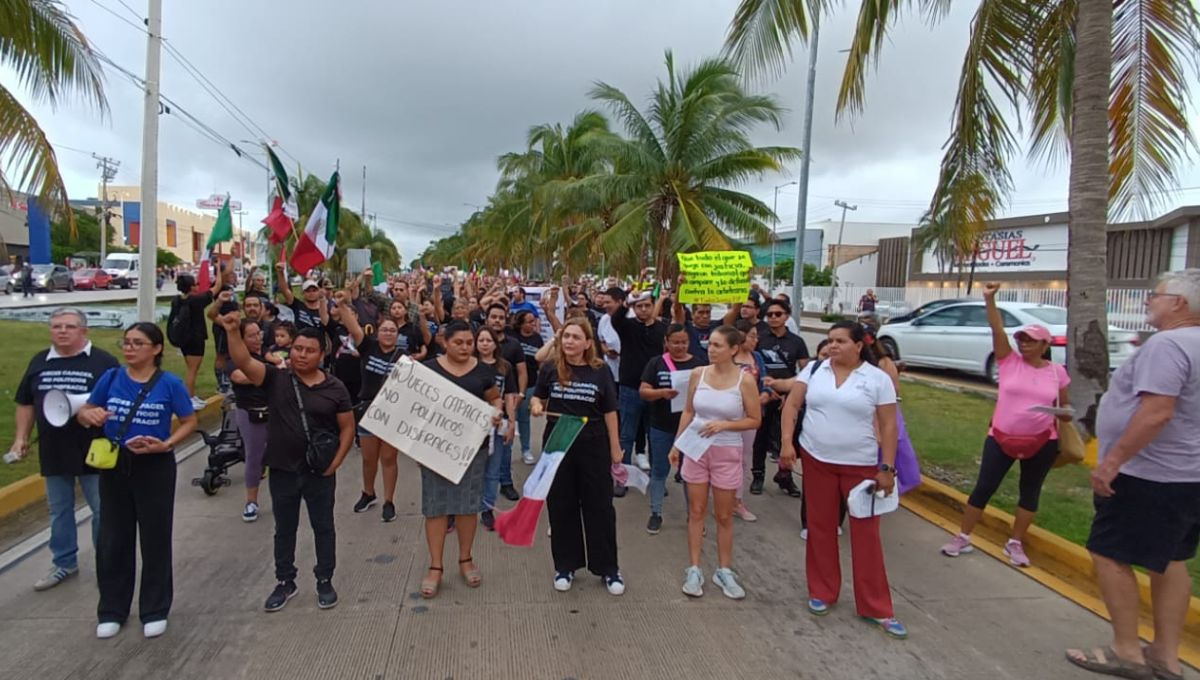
[0,395,226,522]
[905,476,1200,669]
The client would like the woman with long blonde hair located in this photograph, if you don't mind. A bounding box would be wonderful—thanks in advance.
[531,318,624,595]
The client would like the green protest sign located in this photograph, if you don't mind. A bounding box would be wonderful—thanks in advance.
[677,250,752,303]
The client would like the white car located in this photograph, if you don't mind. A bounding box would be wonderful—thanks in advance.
[876,301,1140,384]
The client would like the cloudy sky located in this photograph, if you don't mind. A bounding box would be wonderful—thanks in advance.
[6,0,1199,264]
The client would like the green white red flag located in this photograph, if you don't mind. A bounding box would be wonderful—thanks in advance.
[290,171,340,274]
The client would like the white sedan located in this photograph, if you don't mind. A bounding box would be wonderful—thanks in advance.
[876,301,1140,384]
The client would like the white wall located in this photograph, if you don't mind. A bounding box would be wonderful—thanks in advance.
[1170,225,1189,271]
[835,252,878,287]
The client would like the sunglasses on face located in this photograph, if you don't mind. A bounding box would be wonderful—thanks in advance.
[766,311,786,318]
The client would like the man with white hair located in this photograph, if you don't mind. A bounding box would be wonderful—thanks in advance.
[1067,269,1200,680]
[11,308,119,591]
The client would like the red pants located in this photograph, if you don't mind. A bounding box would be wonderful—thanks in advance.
[802,450,893,618]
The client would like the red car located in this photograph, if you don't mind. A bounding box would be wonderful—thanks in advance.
[72,268,113,290]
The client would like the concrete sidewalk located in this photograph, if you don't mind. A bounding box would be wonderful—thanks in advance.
[0,431,1115,679]
[0,287,174,309]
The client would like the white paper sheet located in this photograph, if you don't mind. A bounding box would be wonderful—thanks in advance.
[1028,405,1075,417]
[621,465,650,494]
[673,420,713,462]
[669,369,693,413]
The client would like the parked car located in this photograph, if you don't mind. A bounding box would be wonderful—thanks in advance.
[27,264,75,292]
[0,265,12,294]
[877,301,1139,385]
[884,297,980,325]
[72,267,113,290]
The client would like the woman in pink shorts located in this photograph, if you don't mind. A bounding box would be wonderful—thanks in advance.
[669,326,762,599]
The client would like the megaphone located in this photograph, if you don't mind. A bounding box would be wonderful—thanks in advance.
[43,389,90,427]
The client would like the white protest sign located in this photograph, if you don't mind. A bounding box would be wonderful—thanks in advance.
[669,369,692,413]
[522,286,567,343]
[360,357,495,484]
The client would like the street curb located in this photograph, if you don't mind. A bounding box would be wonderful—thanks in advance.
[903,476,1200,669]
[0,394,226,522]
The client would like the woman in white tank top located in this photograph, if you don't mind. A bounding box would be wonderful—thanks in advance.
[669,326,762,600]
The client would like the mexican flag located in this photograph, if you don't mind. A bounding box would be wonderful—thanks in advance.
[494,415,587,547]
[197,196,233,293]
[262,145,298,244]
[290,171,340,275]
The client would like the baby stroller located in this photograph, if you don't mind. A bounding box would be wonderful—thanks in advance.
[192,396,245,496]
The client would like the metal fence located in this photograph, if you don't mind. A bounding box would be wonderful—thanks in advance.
[786,285,1153,331]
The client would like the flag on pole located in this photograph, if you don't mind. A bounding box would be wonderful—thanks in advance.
[372,261,385,286]
[290,171,340,275]
[494,415,587,547]
[197,196,234,293]
[263,145,298,244]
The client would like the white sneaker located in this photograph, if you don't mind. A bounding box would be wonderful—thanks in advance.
[604,572,625,596]
[681,565,704,597]
[96,622,121,639]
[553,571,574,592]
[713,568,746,600]
[143,619,167,638]
[190,396,208,411]
[242,502,259,522]
[521,450,535,465]
[635,453,651,471]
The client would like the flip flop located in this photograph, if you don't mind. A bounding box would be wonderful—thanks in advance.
[420,566,442,599]
[1065,647,1153,679]
[459,557,481,588]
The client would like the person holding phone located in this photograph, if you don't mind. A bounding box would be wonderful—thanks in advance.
[77,323,197,640]
[779,321,904,639]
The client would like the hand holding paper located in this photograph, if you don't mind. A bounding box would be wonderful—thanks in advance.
[673,420,713,462]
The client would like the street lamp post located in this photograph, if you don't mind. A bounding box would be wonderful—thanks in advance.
[771,180,798,293]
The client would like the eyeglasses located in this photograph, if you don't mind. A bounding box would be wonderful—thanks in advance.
[120,339,151,349]
[766,311,786,318]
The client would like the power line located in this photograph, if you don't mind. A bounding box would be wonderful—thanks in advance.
[85,0,147,34]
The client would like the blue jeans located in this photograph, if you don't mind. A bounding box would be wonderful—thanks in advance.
[516,387,535,454]
[648,427,674,515]
[618,385,648,464]
[46,474,101,570]
[482,432,514,511]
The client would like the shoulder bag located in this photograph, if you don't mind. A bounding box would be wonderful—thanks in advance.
[86,369,163,470]
[290,371,342,474]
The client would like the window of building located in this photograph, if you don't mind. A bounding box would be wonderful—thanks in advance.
[166,219,177,247]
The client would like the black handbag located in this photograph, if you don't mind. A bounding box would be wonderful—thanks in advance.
[245,406,269,424]
[289,372,340,475]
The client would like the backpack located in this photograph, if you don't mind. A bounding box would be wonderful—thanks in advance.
[167,297,191,348]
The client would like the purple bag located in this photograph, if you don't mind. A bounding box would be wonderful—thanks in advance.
[881,409,922,494]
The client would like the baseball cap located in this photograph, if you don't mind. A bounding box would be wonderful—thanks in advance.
[1014,324,1051,342]
[301,279,320,291]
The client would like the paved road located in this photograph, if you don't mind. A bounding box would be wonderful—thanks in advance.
[0,286,175,310]
[0,420,1113,679]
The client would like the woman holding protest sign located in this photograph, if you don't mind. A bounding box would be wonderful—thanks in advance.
[419,320,502,598]
[476,327,519,531]
[338,298,406,523]
[531,317,625,595]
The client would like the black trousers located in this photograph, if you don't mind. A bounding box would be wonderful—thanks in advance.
[97,451,176,625]
[269,468,337,582]
[547,429,618,577]
[751,401,782,476]
[967,436,1059,513]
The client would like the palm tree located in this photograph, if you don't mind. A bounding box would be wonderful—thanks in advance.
[725,0,1200,432]
[342,224,401,274]
[584,51,803,280]
[1,0,107,235]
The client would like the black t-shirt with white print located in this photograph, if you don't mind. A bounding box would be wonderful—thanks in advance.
[640,354,707,434]
[534,361,618,437]
[357,335,405,403]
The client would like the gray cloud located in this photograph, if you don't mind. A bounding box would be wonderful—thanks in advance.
[4,0,1197,265]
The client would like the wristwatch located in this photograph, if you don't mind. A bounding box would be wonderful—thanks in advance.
[877,463,894,473]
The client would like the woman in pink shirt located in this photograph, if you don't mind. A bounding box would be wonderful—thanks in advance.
[940,283,1072,567]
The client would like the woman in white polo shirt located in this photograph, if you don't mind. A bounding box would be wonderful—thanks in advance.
[780,321,904,639]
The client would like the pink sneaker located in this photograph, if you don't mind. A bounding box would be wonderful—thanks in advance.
[940,533,974,557]
[1004,539,1031,567]
[734,502,757,522]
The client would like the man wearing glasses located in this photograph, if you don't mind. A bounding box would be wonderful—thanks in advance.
[11,308,119,591]
[752,299,809,496]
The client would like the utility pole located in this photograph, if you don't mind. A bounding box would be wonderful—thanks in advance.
[826,199,857,313]
[771,180,797,293]
[791,13,820,313]
[361,165,367,222]
[93,154,119,264]
[136,0,163,322]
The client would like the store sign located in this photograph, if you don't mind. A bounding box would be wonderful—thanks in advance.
[921,223,1068,273]
[195,194,242,211]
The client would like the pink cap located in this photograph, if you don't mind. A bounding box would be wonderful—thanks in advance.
[1014,324,1052,342]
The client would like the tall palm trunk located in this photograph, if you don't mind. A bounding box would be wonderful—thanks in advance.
[1066,0,1114,436]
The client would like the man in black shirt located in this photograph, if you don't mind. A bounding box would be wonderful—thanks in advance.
[609,289,667,490]
[223,317,355,613]
[485,303,524,500]
[672,297,713,361]
[513,309,543,465]
[276,262,326,330]
[12,308,119,591]
[752,298,809,496]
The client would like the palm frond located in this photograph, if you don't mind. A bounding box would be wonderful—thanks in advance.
[1028,0,1076,166]
[723,0,825,82]
[1109,0,1200,218]
[0,0,107,112]
[0,83,70,228]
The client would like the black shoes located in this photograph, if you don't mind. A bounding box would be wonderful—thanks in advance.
[646,514,663,535]
[775,470,803,497]
[499,484,520,502]
[749,474,765,495]
[316,579,338,609]
[381,502,396,523]
[353,493,377,513]
[613,484,627,498]
[264,580,298,612]
[481,509,495,531]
